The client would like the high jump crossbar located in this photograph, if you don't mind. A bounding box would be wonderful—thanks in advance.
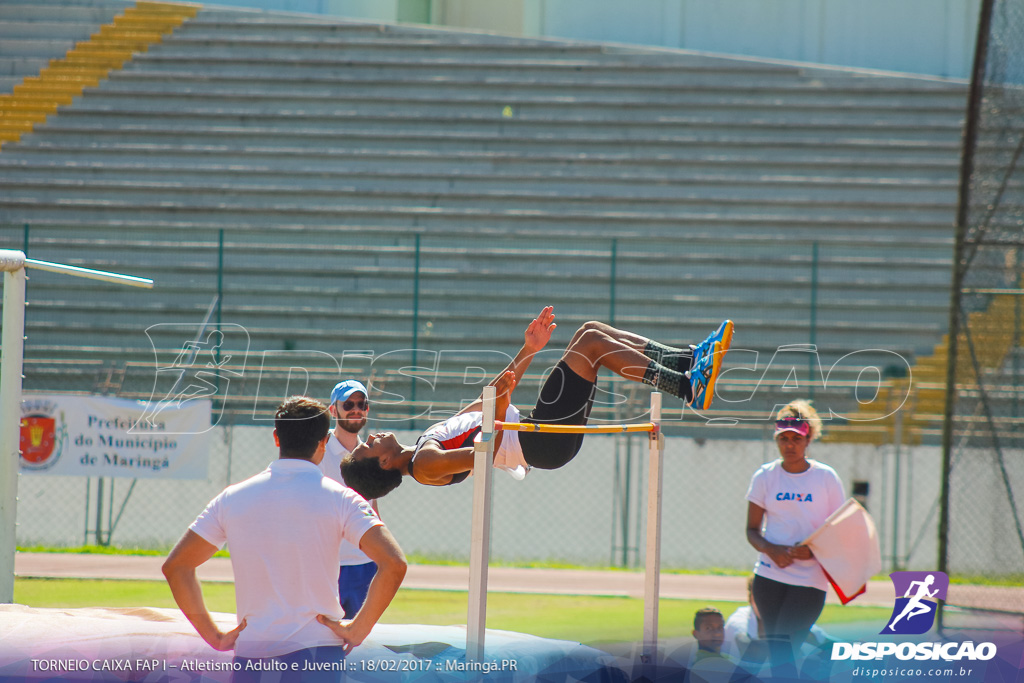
[467,389,665,664]
[494,421,657,434]
[23,258,155,289]
[0,250,153,603]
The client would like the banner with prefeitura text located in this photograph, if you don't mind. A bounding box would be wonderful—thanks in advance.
[19,394,212,480]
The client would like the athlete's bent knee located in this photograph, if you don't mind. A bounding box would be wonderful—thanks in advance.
[569,328,612,358]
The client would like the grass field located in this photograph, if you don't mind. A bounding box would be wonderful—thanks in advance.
[13,577,892,646]
[18,547,1024,587]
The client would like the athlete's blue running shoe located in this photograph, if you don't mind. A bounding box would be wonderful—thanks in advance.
[693,319,734,356]
[688,320,734,410]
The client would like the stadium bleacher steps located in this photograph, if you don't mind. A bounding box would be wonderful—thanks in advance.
[825,278,1022,445]
[0,1,196,147]
[0,0,969,437]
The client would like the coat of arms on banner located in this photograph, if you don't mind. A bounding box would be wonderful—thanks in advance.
[19,398,68,471]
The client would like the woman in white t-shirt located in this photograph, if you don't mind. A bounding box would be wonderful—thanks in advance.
[744,399,844,677]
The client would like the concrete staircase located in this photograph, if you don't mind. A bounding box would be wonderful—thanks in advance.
[0,1,197,145]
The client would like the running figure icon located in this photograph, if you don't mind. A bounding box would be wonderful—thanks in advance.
[887,574,939,632]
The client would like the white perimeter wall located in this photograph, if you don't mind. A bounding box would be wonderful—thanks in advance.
[16,427,985,575]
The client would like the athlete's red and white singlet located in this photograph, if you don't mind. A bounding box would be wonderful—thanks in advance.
[414,405,529,480]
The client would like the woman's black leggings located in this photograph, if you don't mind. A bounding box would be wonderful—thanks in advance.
[752,574,826,675]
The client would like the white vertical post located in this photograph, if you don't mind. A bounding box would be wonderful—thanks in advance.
[0,250,149,603]
[642,391,663,663]
[0,254,26,604]
[467,385,496,661]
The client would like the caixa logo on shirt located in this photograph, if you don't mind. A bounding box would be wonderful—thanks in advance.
[775,492,814,501]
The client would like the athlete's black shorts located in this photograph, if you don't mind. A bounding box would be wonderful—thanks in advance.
[519,360,596,470]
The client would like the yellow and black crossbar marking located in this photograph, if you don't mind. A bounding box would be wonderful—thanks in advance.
[0,1,199,148]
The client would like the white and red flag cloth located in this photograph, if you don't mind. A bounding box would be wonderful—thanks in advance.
[801,498,882,604]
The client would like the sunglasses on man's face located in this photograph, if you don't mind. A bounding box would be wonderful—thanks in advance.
[340,400,369,412]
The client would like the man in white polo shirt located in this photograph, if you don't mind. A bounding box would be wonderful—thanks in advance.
[162,395,406,680]
[321,379,379,618]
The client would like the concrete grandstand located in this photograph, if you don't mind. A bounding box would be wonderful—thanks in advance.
[0,0,973,443]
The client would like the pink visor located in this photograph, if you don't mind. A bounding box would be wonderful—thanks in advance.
[774,417,810,436]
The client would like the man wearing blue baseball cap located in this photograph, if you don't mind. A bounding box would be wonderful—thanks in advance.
[320,378,379,618]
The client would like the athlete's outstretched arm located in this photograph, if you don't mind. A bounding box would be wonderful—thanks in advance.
[458,307,556,417]
[504,305,556,384]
